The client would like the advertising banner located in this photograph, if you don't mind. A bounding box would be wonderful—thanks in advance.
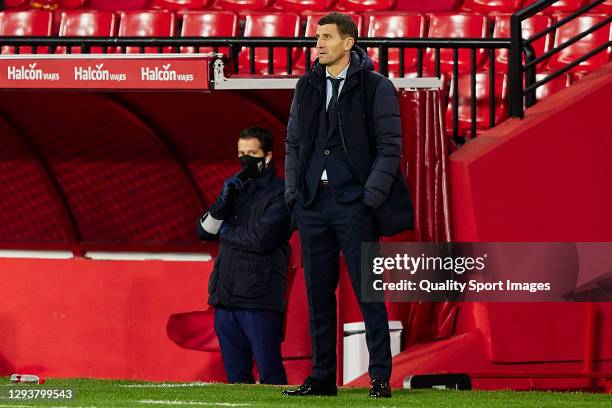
[0,55,212,90]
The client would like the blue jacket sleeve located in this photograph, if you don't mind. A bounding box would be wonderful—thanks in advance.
[362,76,403,210]
[285,80,302,205]
[219,190,291,254]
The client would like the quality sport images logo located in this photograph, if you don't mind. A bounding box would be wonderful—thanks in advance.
[141,63,194,82]
[7,62,60,81]
[74,63,127,82]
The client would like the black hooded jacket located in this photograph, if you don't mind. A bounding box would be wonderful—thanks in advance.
[285,45,403,212]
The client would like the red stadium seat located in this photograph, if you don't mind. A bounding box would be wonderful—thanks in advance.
[57,0,88,8]
[212,0,272,11]
[336,0,395,12]
[446,73,508,137]
[0,10,53,54]
[4,0,28,9]
[57,11,117,54]
[546,14,612,73]
[522,0,587,13]
[239,12,301,74]
[151,0,212,10]
[117,10,176,54]
[532,72,571,101]
[294,12,363,72]
[31,0,87,8]
[425,13,489,74]
[594,0,612,13]
[274,0,335,12]
[491,14,552,70]
[366,13,427,77]
[180,11,238,54]
[461,0,524,13]
[304,11,363,36]
[90,0,148,10]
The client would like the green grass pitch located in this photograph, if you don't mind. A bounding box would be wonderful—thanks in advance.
[0,378,610,407]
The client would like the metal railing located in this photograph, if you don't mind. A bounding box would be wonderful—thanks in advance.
[1,0,610,137]
[0,36,511,141]
[509,0,612,118]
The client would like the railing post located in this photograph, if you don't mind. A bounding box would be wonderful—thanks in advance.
[523,43,537,108]
[379,45,389,77]
[509,14,524,118]
[231,44,239,74]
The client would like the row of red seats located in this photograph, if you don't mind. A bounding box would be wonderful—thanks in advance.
[0,8,603,138]
[1,9,610,76]
[0,0,391,12]
[364,12,612,76]
[446,71,578,137]
[463,0,612,14]
[5,0,612,13]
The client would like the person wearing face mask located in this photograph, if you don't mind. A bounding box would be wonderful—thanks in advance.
[196,127,291,385]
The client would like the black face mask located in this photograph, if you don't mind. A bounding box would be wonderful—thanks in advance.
[239,155,267,178]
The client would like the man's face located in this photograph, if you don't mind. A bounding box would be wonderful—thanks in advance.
[315,23,352,67]
[237,138,272,161]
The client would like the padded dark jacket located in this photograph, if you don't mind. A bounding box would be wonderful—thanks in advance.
[197,167,291,313]
[285,46,413,234]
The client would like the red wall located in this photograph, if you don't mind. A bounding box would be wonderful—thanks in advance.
[0,258,224,381]
[450,62,612,242]
[0,256,312,383]
[422,62,612,390]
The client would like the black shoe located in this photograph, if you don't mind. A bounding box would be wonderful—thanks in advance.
[282,376,338,396]
[369,379,392,398]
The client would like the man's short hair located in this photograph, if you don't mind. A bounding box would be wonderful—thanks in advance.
[318,12,358,44]
[239,127,273,154]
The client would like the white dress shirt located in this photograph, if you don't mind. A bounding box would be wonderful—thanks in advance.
[321,62,350,181]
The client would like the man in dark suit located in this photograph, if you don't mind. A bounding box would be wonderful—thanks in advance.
[283,12,412,399]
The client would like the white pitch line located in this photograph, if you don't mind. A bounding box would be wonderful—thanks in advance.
[139,400,250,407]
[0,404,37,408]
[37,405,96,408]
[121,382,215,388]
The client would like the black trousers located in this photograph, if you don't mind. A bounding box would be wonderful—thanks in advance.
[295,187,391,381]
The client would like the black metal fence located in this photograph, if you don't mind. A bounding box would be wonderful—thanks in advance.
[0,36,511,141]
[509,0,612,118]
[0,0,610,140]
